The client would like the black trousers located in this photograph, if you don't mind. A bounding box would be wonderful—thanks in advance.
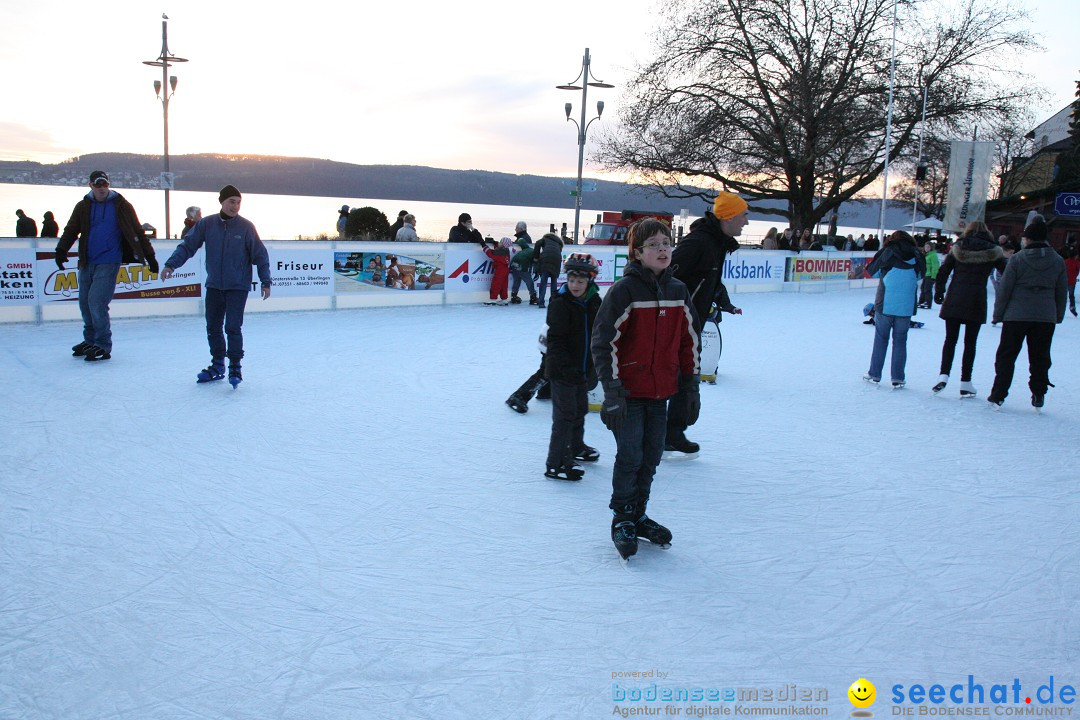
[990,321,1056,401]
[546,379,587,469]
[939,319,982,382]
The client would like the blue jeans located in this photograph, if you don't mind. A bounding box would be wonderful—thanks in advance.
[205,288,250,362]
[511,267,535,298]
[868,313,911,382]
[78,263,120,351]
[538,272,557,306]
[609,398,668,510]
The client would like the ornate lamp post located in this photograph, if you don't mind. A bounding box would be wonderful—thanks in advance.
[143,14,187,239]
[558,48,612,243]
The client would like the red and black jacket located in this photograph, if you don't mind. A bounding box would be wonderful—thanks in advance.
[591,261,699,400]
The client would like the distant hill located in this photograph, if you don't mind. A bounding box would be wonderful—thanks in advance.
[0,152,913,229]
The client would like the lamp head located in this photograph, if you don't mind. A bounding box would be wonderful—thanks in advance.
[564,103,572,119]
[169,75,178,92]
[597,100,605,117]
[153,80,162,97]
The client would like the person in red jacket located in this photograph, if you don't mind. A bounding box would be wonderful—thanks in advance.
[1064,247,1079,317]
[591,218,700,560]
[480,237,511,305]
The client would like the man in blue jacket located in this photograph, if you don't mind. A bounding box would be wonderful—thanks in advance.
[56,170,158,362]
[161,185,272,387]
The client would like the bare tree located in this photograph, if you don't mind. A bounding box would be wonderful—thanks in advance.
[597,0,1039,230]
[891,137,949,219]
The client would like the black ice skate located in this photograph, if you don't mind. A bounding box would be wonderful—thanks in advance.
[664,432,699,455]
[611,504,638,560]
[573,445,600,462]
[505,395,528,414]
[544,465,584,481]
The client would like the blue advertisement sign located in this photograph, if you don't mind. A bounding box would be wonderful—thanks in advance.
[1054,193,1080,217]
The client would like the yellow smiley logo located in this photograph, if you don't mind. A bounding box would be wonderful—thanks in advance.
[848,679,876,708]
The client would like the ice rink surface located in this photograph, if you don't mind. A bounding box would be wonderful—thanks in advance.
[2,288,1078,719]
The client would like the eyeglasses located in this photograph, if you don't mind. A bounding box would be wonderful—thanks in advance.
[92,181,109,187]
[641,241,672,251]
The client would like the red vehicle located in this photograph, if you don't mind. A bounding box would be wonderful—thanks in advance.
[583,210,674,245]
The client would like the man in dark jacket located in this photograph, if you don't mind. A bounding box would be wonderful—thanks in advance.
[15,209,37,237]
[387,209,408,241]
[987,218,1067,410]
[448,213,484,243]
[534,232,565,308]
[56,170,158,362]
[664,191,747,454]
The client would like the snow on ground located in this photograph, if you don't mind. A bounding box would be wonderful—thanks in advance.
[2,288,1078,720]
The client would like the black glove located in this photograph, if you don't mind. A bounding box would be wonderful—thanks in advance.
[147,256,159,275]
[682,375,701,426]
[600,383,628,433]
[55,249,67,270]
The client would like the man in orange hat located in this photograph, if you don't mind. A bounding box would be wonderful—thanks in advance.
[664,190,748,455]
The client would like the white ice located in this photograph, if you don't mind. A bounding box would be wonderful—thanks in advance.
[2,288,1078,719]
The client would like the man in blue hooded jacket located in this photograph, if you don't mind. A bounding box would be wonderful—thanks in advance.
[161,184,271,387]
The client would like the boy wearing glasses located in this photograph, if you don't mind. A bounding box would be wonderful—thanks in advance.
[591,219,700,561]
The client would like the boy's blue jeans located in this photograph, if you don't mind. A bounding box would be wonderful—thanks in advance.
[78,263,120,352]
[609,398,667,511]
[868,313,911,383]
[205,288,250,362]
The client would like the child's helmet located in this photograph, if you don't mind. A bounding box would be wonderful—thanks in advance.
[563,253,598,278]
[862,303,874,316]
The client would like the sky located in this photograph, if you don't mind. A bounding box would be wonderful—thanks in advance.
[0,0,1076,179]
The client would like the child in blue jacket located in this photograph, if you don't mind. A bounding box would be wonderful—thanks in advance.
[864,230,926,388]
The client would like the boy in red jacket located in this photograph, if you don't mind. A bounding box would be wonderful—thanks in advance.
[590,219,700,560]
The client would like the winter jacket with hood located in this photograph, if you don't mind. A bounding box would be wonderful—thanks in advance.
[670,212,740,334]
[57,190,156,269]
[164,212,271,291]
[992,241,1067,324]
[545,281,601,386]
[591,261,699,400]
[934,231,1006,324]
[867,234,926,317]
[535,233,564,276]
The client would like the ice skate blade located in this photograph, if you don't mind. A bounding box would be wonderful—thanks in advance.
[662,450,699,460]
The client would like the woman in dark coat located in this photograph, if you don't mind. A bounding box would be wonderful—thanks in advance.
[40,211,59,238]
[932,222,1006,397]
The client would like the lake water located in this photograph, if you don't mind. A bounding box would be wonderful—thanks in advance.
[1,183,878,245]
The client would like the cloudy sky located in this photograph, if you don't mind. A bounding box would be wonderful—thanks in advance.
[0,0,1075,179]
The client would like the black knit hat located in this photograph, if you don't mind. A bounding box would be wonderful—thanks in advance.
[219,184,241,204]
[1022,218,1047,243]
[89,170,109,185]
[458,212,472,223]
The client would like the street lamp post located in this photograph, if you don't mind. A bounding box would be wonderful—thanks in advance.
[143,14,187,239]
[558,48,612,244]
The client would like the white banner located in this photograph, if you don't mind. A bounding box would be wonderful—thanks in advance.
[943,140,995,234]
[267,250,333,297]
[0,249,39,305]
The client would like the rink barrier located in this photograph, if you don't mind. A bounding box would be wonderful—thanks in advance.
[0,238,879,324]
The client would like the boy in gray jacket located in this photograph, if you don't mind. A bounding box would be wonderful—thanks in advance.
[987,218,1066,410]
[161,185,272,387]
